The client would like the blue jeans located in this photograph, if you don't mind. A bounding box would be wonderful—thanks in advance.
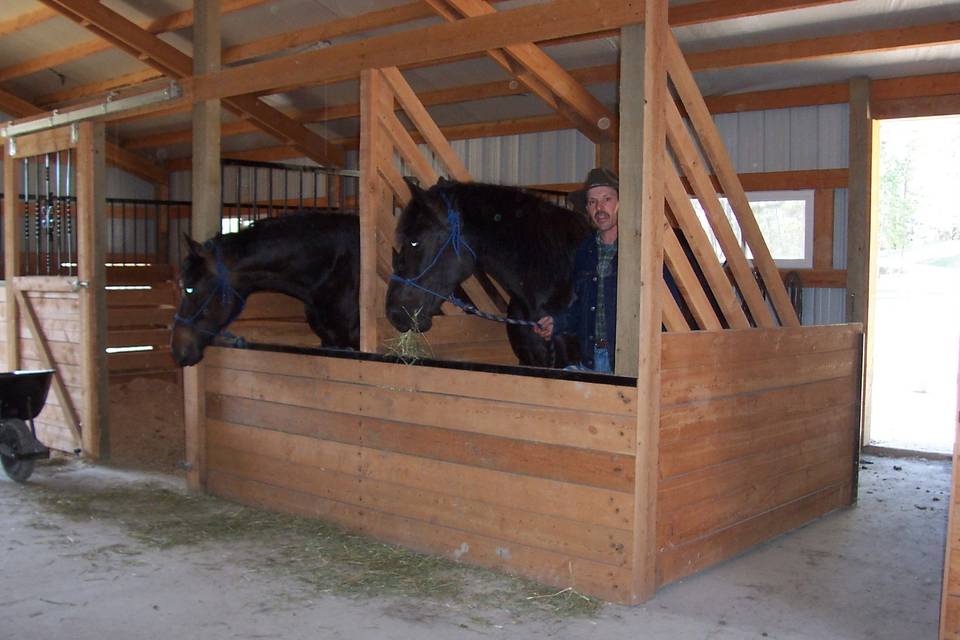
[564,347,612,374]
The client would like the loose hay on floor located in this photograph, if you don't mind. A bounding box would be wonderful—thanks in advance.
[29,480,602,619]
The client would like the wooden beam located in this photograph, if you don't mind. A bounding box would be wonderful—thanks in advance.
[37,69,162,108]
[38,0,344,166]
[872,94,960,120]
[0,87,166,184]
[76,121,108,459]
[813,188,835,270]
[33,0,846,109]
[15,290,83,448]
[846,76,878,445]
[359,69,390,353]
[184,363,206,491]
[0,7,57,38]
[662,225,723,331]
[186,0,645,103]
[664,163,750,329]
[630,0,667,604]
[669,0,852,25]
[0,0,272,84]
[191,0,222,243]
[667,34,800,327]
[665,99,775,328]
[616,22,645,376]
[3,149,21,370]
[687,20,960,71]
[426,0,617,143]
[382,67,471,181]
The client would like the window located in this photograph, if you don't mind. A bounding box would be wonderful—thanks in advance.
[690,190,815,269]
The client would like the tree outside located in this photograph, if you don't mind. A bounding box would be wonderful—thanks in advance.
[871,115,960,453]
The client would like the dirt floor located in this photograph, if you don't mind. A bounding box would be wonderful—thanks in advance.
[106,373,185,472]
[0,452,949,640]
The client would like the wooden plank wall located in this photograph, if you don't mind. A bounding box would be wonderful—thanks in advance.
[201,346,638,602]
[656,324,863,585]
[939,343,960,640]
[0,286,83,453]
[106,265,178,377]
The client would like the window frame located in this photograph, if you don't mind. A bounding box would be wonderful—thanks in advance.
[691,188,816,270]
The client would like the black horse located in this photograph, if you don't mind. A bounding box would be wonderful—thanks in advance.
[386,178,592,367]
[171,211,359,367]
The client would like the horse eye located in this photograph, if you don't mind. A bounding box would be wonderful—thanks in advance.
[184,287,195,295]
[409,240,419,248]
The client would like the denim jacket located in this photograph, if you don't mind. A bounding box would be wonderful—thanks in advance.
[555,234,617,371]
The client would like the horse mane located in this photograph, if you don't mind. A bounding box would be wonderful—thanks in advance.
[203,210,358,261]
[431,181,592,283]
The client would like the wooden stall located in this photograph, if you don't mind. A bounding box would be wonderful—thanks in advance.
[195,321,861,604]
[178,2,865,605]
[0,0,868,605]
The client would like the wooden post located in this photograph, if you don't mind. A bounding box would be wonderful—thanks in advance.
[191,0,222,244]
[186,0,220,491]
[76,122,108,459]
[615,23,644,377]
[596,141,619,174]
[629,0,667,604]
[183,363,206,490]
[3,146,21,370]
[940,341,960,639]
[156,182,170,266]
[846,76,878,447]
[359,68,388,353]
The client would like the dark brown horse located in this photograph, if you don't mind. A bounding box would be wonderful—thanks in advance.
[386,178,591,367]
[171,211,359,366]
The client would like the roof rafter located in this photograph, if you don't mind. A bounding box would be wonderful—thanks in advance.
[32,0,849,110]
[0,6,58,38]
[37,0,345,167]
[164,112,574,171]
[688,20,960,71]
[424,0,616,143]
[0,0,272,84]
[124,63,620,151]
[0,86,166,184]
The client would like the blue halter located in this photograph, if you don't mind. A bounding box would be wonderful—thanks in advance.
[173,243,249,347]
[390,192,536,328]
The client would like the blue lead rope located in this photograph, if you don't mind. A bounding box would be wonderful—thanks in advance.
[390,195,537,328]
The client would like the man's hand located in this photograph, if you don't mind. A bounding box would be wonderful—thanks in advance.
[533,316,554,340]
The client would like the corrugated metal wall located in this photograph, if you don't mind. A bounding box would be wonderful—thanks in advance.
[128,104,854,324]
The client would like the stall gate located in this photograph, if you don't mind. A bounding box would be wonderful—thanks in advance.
[2,123,107,457]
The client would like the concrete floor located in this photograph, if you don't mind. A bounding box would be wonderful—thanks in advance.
[0,453,950,640]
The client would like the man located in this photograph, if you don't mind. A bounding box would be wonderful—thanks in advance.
[533,167,619,373]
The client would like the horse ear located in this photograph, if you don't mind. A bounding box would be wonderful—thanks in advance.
[182,233,203,256]
[403,176,424,198]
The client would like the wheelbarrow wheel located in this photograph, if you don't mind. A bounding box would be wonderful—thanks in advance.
[0,419,36,483]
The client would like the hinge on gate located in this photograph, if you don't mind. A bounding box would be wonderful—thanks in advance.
[7,137,15,157]
[70,123,80,144]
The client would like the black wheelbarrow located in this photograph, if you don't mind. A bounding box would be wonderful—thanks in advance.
[0,369,53,483]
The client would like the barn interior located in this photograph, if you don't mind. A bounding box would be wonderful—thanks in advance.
[0,0,958,635]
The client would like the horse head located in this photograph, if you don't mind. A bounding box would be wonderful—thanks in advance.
[170,235,246,366]
[386,177,478,332]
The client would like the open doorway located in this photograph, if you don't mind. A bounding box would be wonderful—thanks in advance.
[870,115,960,453]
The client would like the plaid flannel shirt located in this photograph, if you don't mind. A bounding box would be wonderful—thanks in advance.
[594,233,618,345]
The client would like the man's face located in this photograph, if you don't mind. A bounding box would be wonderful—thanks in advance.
[585,185,619,234]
